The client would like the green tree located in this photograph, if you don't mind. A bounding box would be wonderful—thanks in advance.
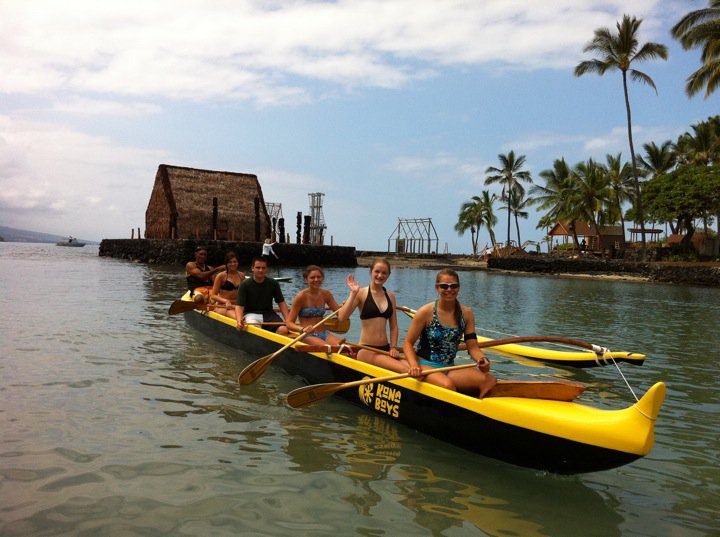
[478,190,499,248]
[575,14,668,256]
[573,159,615,244]
[500,188,530,246]
[604,153,634,238]
[530,158,583,249]
[643,163,720,248]
[672,1,720,98]
[484,151,533,247]
[454,191,497,255]
[639,140,678,232]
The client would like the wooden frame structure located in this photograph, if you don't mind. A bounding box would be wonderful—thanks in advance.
[388,218,439,254]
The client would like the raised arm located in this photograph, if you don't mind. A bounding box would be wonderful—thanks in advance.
[336,274,362,322]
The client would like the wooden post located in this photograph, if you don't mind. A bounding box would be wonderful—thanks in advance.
[131,228,135,239]
[138,227,141,239]
[254,197,261,242]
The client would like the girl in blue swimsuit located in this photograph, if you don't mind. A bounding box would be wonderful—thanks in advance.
[403,269,496,398]
[286,265,344,346]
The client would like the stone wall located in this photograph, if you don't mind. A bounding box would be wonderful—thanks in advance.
[99,239,357,268]
[487,255,720,287]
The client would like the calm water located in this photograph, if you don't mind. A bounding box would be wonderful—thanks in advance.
[1,242,718,536]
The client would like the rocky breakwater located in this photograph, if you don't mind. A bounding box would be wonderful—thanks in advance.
[99,239,357,267]
[488,255,720,287]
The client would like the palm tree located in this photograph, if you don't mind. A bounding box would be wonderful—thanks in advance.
[672,1,720,98]
[639,141,678,233]
[604,153,634,239]
[500,189,530,246]
[484,151,533,247]
[455,198,483,255]
[573,159,615,247]
[575,14,668,256]
[530,158,584,250]
[478,190,499,249]
[455,191,499,255]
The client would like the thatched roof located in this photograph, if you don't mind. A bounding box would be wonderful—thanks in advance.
[145,164,271,240]
[548,222,623,238]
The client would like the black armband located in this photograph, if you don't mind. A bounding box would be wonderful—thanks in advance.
[464,332,477,341]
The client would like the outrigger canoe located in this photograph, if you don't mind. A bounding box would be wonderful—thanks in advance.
[176,292,665,474]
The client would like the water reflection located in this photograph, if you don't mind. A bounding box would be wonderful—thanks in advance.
[282,413,623,536]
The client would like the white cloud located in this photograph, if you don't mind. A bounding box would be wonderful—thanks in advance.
[52,98,162,117]
[0,1,667,106]
[0,115,166,239]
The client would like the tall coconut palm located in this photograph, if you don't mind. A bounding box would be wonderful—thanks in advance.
[575,14,668,256]
[672,1,720,98]
[484,151,533,247]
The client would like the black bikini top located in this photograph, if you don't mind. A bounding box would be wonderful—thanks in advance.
[360,287,393,320]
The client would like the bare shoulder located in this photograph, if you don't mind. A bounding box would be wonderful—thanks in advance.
[461,304,476,323]
[415,302,434,320]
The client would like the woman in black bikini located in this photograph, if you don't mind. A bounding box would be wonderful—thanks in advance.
[338,258,419,375]
[210,252,245,320]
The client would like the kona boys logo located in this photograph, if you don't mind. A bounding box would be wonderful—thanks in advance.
[358,378,401,418]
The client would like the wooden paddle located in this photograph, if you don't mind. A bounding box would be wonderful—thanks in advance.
[168,300,350,333]
[238,307,344,385]
[286,335,596,407]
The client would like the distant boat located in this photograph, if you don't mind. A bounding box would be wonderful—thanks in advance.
[56,237,86,247]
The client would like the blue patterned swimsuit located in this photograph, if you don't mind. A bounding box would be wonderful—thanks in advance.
[299,306,329,340]
[415,301,465,367]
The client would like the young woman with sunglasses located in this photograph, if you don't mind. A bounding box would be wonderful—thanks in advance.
[338,258,418,375]
[402,268,497,397]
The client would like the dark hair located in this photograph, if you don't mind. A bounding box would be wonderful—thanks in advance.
[251,256,267,268]
[304,265,324,279]
[224,251,238,263]
[436,269,463,327]
[195,246,208,253]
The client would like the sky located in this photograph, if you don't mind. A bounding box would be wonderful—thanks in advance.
[0,0,717,252]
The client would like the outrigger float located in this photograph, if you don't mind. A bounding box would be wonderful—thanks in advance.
[396,306,646,368]
[175,292,666,474]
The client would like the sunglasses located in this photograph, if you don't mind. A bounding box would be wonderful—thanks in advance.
[436,282,460,290]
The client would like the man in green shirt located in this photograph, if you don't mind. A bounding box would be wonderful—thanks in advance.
[235,257,290,335]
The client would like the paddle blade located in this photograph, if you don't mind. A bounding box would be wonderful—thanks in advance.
[327,317,350,334]
[168,300,205,315]
[238,354,273,385]
[287,382,346,408]
[488,380,585,401]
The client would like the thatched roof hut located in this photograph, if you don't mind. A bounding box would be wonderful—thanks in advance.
[548,222,625,251]
[145,164,271,241]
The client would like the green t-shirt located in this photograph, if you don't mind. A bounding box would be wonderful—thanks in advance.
[237,277,285,314]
